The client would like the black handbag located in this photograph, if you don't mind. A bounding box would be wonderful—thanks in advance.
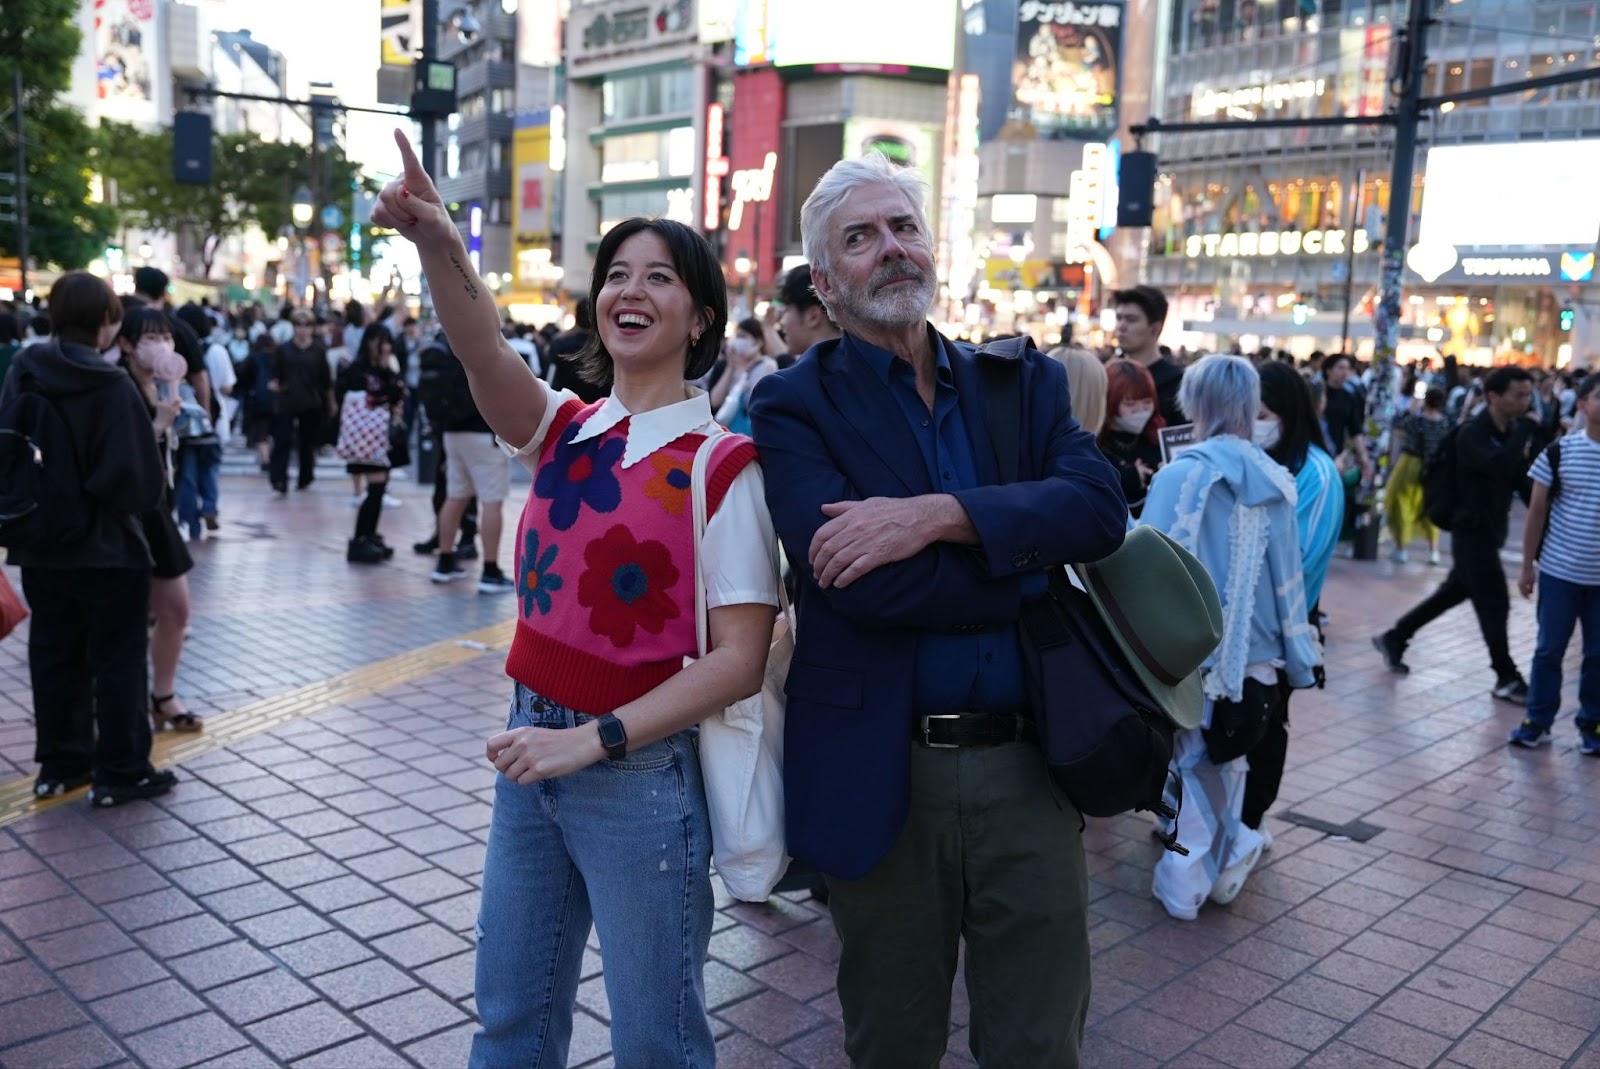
[977,341,1185,852]
[1202,676,1274,764]
[388,421,411,469]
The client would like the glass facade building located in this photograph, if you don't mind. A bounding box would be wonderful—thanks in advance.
[1145,0,1600,365]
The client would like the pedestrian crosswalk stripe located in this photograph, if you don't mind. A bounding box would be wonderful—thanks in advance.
[0,621,515,830]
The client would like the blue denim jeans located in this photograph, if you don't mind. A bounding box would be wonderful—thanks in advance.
[175,442,222,536]
[469,684,715,1069]
[1525,572,1600,731]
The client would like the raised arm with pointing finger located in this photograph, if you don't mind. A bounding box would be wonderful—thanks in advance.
[371,129,548,448]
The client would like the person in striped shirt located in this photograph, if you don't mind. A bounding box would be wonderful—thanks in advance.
[1510,373,1600,754]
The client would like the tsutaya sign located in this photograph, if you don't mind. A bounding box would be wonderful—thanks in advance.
[1184,228,1371,259]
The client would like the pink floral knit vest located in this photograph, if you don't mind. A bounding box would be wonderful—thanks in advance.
[504,399,757,715]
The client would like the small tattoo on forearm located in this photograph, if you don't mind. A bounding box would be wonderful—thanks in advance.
[449,253,480,300]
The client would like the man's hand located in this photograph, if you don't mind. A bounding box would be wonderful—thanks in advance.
[809,497,946,589]
[1519,561,1536,599]
[486,724,606,785]
[371,129,456,247]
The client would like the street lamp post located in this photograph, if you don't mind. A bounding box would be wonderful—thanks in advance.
[292,185,313,305]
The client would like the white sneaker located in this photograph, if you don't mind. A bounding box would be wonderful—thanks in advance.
[1156,890,1202,922]
[1429,549,1442,565]
[382,493,403,509]
[1210,836,1264,906]
[349,494,362,508]
[1392,549,1409,564]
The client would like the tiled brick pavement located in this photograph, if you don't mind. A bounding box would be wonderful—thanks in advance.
[2,470,1599,1067]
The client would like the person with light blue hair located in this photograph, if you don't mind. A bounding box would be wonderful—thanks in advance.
[1140,354,1321,921]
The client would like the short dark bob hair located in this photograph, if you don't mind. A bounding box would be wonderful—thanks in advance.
[48,272,122,348]
[575,217,727,389]
[118,304,174,347]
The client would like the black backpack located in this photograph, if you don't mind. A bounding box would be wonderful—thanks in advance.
[977,338,1188,854]
[1421,422,1463,531]
[418,342,477,429]
[0,378,93,550]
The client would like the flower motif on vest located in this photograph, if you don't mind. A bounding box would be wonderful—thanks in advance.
[578,524,682,646]
[519,529,564,615]
[535,420,626,531]
[643,453,693,516]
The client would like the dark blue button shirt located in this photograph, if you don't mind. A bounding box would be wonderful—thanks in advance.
[854,334,1028,716]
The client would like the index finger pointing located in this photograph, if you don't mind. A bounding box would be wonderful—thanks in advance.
[394,127,428,184]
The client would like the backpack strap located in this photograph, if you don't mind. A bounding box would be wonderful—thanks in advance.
[1548,438,1563,500]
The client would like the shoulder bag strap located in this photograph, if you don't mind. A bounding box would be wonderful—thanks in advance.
[976,349,1023,486]
[691,431,792,660]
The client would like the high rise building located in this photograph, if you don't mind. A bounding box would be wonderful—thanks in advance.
[1143,0,1600,367]
[437,0,519,280]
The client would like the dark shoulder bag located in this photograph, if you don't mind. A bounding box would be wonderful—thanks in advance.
[975,341,1185,852]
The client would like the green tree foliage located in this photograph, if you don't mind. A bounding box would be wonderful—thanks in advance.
[0,0,118,269]
[94,120,373,277]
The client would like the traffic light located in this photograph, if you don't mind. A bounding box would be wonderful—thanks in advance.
[1560,307,1575,331]
[1292,302,1310,326]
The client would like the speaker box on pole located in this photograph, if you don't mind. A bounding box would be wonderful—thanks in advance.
[1117,151,1157,228]
[173,112,213,185]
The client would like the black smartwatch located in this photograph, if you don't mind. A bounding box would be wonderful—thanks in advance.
[595,714,628,760]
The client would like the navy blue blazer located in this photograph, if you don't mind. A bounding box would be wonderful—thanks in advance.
[748,330,1128,879]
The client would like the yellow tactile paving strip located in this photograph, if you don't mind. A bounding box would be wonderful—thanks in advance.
[0,620,516,830]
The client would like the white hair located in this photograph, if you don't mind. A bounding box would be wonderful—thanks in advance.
[1179,355,1259,441]
[800,153,931,275]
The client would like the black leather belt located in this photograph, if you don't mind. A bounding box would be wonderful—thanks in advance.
[917,712,1036,749]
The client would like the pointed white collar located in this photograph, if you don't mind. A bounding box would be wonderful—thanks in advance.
[570,386,718,468]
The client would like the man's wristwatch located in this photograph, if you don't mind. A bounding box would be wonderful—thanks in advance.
[595,714,628,760]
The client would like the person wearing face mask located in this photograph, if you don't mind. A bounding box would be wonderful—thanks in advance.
[1,273,176,806]
[1098,359,1166,518]
[1140,356,1320,922]
[708,317,778,436]
[1244,362,1343,842]
[116,306,206,740]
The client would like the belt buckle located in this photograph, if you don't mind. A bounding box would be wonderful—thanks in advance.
[921,714,963,749]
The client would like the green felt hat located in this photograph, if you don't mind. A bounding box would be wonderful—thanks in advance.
[1073,526,1224,730]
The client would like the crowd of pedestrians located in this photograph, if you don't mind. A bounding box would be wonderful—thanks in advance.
[3,129,1596,1069]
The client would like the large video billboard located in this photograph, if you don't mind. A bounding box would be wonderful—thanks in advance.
[1013,0,1122,138]
[735,0,955,71]
[1419,140,1600,249]
[95,0,163,126]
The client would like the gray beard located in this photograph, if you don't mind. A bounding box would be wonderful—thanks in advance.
[835,273,935,331]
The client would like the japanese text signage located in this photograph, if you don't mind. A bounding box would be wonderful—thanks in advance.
[574,0,696,64]
[1013,1,1122,138]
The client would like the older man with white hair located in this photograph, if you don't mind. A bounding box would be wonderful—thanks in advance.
[749,153,1126,1067]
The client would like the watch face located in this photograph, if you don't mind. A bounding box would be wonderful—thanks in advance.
[598,715,627,755]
